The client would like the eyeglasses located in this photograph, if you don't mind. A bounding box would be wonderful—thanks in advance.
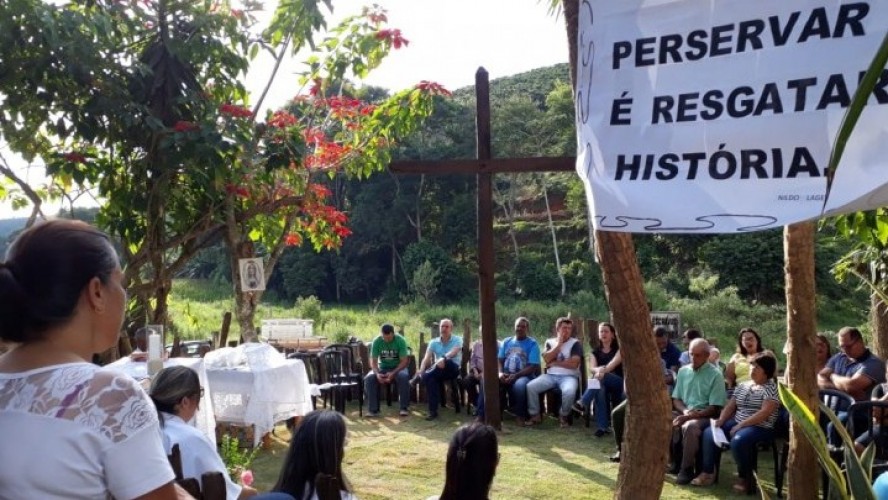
[839,338,860,350]
[194,387,204,399]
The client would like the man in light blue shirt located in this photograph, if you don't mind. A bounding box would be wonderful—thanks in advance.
[416,318,463,421]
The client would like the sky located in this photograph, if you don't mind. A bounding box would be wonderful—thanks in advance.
[0,0,569,218]
[250,0,569,109]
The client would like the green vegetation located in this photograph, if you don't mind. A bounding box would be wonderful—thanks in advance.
[169,278,865,363]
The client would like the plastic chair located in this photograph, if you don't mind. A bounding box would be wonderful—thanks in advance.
[167,443,227,500]
[320,349,363,417]
[848,400,888,476]
[819,389,856,499]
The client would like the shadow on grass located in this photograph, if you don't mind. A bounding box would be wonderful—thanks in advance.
[244,401,783,499]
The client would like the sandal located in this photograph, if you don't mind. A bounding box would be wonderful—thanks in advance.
[690,473,715,486]
[559,417,570,428]
[732,479,749,493]
[524,416,541,427]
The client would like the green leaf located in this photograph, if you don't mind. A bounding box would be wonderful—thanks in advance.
[823,31,888,209]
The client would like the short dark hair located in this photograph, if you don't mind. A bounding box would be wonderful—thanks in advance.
[439,423,498,500]
[556,317,573,330]
[0,219,117,343]
[274,410,352,497]
[838,326,863,343]
[381,324,395,335]
[750,353,777,379]
[653,326,669,337]
[683,329,702,341]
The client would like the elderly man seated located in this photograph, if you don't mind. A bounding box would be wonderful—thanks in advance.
[669,338,727,485]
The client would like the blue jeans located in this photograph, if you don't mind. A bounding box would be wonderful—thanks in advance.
[420,360,460,415]
[701,418,774,478]
[580,374,624,431]
[527,373,579,417]
[364,368,410,412]
[477,375,531,419]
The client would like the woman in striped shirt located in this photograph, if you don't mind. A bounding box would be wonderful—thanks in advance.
[692,353,780,493]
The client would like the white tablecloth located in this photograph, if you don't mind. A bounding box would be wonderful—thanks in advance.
[106,356,217,446]
[206,359,313,446]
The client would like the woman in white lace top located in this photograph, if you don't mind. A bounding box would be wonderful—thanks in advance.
[0,220,184,499]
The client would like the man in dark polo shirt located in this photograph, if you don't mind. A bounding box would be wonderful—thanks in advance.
[819,326,886,443]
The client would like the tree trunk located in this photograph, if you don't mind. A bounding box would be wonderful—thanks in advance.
[541,175,566,296]
[493,178,520,262]
[598,231,671,498]
[783,222,819,500]
[871,293,888,360]
[564,2,670,497]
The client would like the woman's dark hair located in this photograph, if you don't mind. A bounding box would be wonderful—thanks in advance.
[274,410,351,500]
[816,333,832,359]
[750,353,777,379]
[597,322,619,351]
[149,366,202,427]
[0,219,117,343]
[439,423,499,500]
[737,327,763,356]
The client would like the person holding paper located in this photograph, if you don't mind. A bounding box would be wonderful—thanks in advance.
[574,322,624,437]
[694,353,779,493]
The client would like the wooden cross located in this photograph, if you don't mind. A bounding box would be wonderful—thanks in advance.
[389,67,576,429]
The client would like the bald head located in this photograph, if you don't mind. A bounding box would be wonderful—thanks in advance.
[689,338,711,370]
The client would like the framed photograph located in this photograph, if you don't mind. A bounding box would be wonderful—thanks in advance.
[238,258,265,292]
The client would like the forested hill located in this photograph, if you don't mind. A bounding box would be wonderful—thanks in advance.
[451,63,572,107]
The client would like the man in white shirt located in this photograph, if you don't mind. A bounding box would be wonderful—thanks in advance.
[526,317,583,428]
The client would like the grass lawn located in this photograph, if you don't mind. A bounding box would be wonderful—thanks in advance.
[247,401,774,499]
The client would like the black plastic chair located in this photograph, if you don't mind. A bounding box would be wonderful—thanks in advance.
[848,400,888,477]
[324,343,364,402]
[321,349,363,417]
[288,351,321,410]
[819,388,856,499]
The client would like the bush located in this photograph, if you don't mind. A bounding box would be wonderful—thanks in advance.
[295,295,324,331]
[401,241,470,301]
[511,255,562,300]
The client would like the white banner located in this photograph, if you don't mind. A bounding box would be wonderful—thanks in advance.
[576,0,888,233]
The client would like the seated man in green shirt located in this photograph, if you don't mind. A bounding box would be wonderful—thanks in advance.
[365,324,412,417]
[669,338,727,485]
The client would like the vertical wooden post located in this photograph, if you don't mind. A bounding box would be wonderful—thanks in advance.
[476,68,501,430]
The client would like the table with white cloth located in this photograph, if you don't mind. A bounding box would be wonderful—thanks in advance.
[205,347,314,446]
[105,356,217,446]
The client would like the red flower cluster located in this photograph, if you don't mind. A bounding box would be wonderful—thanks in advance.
[309,78,323,97]
[284,233,302,246]
[225,183,249,198]
[219,103,252,118]
[416,81,452,97]
[375,29,409,49]
[302,128,324,144]
[268,110,297,129]
[63,152,87,163]
[307,183,332,199]
[173,121,200,133]
[304,142,352,170]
